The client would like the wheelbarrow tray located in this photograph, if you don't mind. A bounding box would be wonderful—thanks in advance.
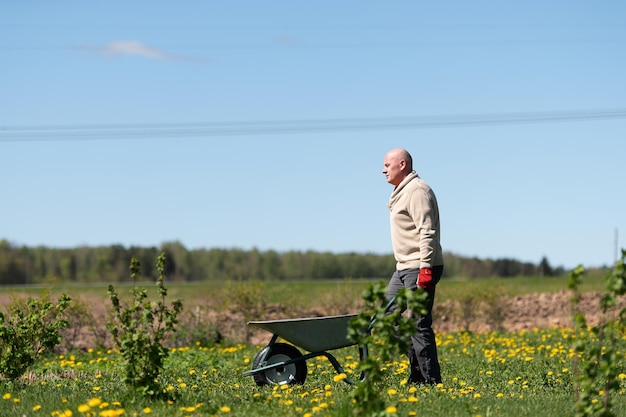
[248,314,357,353]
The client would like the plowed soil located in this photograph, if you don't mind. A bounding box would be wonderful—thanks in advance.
[1,290,624,350]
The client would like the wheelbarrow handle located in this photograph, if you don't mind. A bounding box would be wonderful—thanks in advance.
[366,296,396,333]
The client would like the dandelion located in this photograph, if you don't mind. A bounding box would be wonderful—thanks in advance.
[77,404,90,413]
[88,398,102,407]
[99,410,124,417]
[220,406,231,413]
[33,405,42,411]
[387,388,397,395]
[2,393,10,400]
[386,405,398,414]
[143,408,152,414]
[333,373,347,382]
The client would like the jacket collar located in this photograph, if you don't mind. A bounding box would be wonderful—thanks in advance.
[388,171,418,209]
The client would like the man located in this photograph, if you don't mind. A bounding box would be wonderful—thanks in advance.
[382,148,444,385]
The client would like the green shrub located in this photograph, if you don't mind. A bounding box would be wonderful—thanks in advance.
[347,282,429,416]
[106,253,183,397]
[0,293,71,379]
[569,249,626,417]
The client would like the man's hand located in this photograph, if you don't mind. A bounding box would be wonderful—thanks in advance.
[417,268,434,289]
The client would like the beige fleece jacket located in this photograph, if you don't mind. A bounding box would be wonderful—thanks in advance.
[388,171,443,270]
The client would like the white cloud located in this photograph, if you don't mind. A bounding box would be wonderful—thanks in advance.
[80,40,208,63]
[103,40,172,59]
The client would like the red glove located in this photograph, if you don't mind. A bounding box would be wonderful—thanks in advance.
[417,268,434,289]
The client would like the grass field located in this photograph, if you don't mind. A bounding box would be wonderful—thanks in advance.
[1,327,625,417]
[1,273,608,307]
[1,274,623,416]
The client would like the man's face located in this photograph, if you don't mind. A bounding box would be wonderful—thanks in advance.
[382,152,406,186]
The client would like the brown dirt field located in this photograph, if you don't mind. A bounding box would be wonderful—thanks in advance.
[1,291,624,350]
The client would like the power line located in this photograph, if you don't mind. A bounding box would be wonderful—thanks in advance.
[1,108,625,143]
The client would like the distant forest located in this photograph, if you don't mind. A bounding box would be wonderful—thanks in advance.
[0,239,568,285]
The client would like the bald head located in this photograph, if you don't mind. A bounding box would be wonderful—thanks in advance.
[382,148,413,186]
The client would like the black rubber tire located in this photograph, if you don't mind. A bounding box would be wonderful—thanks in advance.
[252,343,307,386]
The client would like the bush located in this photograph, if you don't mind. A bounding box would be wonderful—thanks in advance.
[569,249,626,417]
[106,253,183,397]
[0,293,71,379]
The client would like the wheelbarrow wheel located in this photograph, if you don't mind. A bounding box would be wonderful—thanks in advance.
[252,342,307,386]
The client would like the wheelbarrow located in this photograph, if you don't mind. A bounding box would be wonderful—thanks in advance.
[243,313,369,386]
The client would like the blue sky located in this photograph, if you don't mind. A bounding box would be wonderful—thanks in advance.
[1,1,625,270]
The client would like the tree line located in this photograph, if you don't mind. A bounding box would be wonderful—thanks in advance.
[0,239,566,285]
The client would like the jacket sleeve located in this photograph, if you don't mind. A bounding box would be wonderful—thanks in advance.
[408,188,437,269]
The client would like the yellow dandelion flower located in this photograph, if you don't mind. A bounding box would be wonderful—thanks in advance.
[13,398,20,404]
[220,406,231,413]
[619,373,626,380]
[387,388,397,395]
[62,410,73,417]
[2,393,11,400]
[386,405,398,414]
[88,398,102,407]
[100,410,125,417]
[33,404,42,411]
[77,404,90,413]
[333,373,347,382]
[143,407,152,414]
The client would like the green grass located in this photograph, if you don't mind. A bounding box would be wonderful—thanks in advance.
[0,274,623,416]
[1,327,625,416]
[1,273,608,307]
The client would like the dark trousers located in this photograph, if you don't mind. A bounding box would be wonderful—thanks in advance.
[386,266,443,384]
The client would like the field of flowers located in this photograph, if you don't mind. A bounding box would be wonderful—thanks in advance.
[1,326,625,417]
